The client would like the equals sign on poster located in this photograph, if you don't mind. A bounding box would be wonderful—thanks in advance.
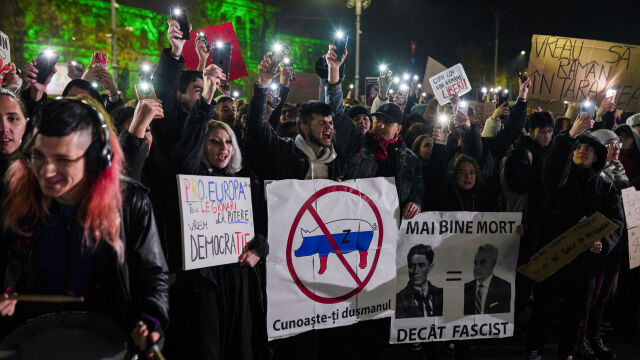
[446,271,462,281]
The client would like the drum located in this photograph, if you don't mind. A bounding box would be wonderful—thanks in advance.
[0,312,128,360]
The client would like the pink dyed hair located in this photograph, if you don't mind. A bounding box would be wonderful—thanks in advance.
[2,97,125,262]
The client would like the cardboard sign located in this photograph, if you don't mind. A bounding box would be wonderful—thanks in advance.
[0,31,11,84]
[266,178,399,340]
[621,187,640,269]
[365,77,378,107]
[422,56,447,95]
[470,101,497,123]
[182,22,248,81]
[390,211,522,343]
[526,34,640,111]
[176,175,255,270]
[518,212,619,282]
[429,63,471,105]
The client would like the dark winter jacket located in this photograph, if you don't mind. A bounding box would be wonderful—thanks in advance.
[2,178,170,331]
[330,83,424,209]
[245,83,343,181]
[542,133,624,255]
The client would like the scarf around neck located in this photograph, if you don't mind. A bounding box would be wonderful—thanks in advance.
[294,135,337,179]
[369,131,400,161]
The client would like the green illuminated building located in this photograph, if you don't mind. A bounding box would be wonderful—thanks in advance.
[3,0,326,99]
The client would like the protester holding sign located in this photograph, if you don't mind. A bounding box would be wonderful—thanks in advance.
[165,62,268,360]
[527,115,625,360]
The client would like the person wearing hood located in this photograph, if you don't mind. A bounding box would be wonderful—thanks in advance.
[573,129,630,360]
[526,114,625,360]
[244,52,342,182]
[625,113,640,134]
[614,124,640,187]
[165,63,268,360]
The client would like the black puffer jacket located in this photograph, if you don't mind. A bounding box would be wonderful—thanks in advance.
[542,133,624,255]
[245,83,343,181]
[330,83,424,209]
[3,178,170,330]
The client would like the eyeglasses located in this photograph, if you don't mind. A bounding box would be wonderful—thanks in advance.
[29,152,86,172]
[605,142,622,150]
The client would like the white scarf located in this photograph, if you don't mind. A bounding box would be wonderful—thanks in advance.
[294,135,337,179]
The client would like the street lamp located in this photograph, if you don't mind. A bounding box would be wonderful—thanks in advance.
[520,50,526,55]
[346,0,371,100]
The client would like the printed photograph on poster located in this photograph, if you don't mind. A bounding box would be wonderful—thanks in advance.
[390,211,522,344]
[266,178,400,341]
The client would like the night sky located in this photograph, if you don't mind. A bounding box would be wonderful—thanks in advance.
[119,0,640,88]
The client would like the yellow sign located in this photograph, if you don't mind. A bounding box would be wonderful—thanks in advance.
[518,212,619,282]
[527,34,640,111]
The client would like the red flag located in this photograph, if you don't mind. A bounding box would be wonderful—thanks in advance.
[182,22,248,81]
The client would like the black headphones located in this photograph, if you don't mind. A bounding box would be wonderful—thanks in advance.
[76,98,113,175]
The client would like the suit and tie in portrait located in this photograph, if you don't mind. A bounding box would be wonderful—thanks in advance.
[463,244,511,315]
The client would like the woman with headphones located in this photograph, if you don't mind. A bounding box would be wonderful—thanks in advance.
[0,96,169,357]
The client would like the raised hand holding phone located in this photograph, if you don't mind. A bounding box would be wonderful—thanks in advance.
[569,113,594,138]
[326,44,346,84]
[24,51,58,101]
[258,53,277,88]
[167,19,190,58]
[202,64,225,104]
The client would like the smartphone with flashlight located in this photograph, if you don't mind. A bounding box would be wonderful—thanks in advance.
[269,43,290,75]
[517,66,529,85]
[211,42,232,78]
[580,100,596,120]
[605,88,617,100]
[378,65,388,77]
[170,7,190,40]
[333,34,349,60]
[266,83,280,109]
[457,101,469,116]
[197,32,210,53]
[67,60,84,79]
[283,58,296,82]
[34,49,60,84]
[135,82,159,101]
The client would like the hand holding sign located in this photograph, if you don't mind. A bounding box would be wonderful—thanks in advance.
[429,64,471,105]
[3,63,21,92]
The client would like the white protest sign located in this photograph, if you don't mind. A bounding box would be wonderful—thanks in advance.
[176,174,254,270]
[622,187,640,269]
[429,63,472,105]
[266,177,399,340]
[390,211,522,343]
[0,31,11,83]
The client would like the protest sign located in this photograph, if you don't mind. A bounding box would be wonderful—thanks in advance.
[0,31,11,84]
[429,63,471,105]
[518,212,619,282]
[469,101,496,123]
[176,174,254,270]
[365,77,379,106]
[182,22,248,81]
[266,178,399,340]
[390,211,521,343]
[622,187,640,269]
[422,56,447,96]
[526,34,640,111]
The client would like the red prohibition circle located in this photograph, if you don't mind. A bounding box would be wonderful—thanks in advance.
[286,185,384,304]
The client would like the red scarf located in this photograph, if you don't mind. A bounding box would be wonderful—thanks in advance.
[369,131,400,161]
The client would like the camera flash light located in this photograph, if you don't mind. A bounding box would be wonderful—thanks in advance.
[232,91,240,98]
[400,84,409,91]
[141,63,151,72]
[438,114,448,123]
[413,75,419,80]
[460,100,468,108]
[91,82,99,88]
[283,57,291,65]
[497,86,502,91]
[403,73,410,81]
[564,100,569,104]
[173,8,182,16]
[481,87,487,94]
[43,49,55,58]
[216,41,224,49]
[273,43,283,52]
[139,82,150,91]
[270,83,278,90]
[583,100,591,108]
[504,89,509,94]
[198,32,204,37]
[389,89,395,94]
[393,77,400,84]
[349,84,354,89]
[606,89,616,98]
[489,88,495,93]
[378,64,387,72]
[335,31,344,39]
[422,92,427,97]
[417,84,422,88]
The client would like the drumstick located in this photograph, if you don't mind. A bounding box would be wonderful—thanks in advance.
[7,295,85,303]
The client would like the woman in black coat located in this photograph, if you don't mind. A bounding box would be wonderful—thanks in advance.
[164,72,269,360]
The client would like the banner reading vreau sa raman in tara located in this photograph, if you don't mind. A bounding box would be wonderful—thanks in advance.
[390,211,521,343]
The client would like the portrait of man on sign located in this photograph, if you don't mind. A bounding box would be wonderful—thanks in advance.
[395,244,443,318]
[464,244,511,315]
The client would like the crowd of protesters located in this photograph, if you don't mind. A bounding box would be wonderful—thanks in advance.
[0,17,639,360]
